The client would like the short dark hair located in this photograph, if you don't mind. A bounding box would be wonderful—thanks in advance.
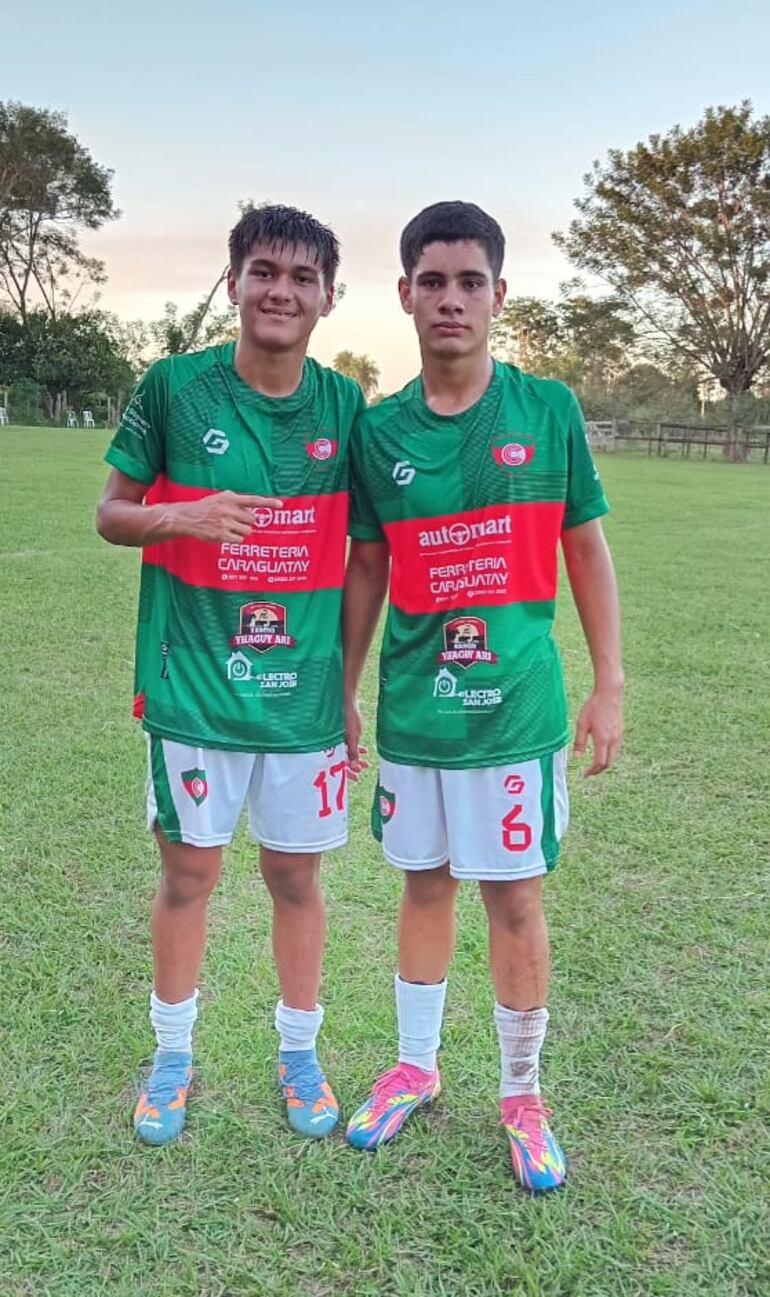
[400,201,505,280]
[228,203,340,284]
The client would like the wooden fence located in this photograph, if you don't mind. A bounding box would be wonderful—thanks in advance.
[587,420,770,463]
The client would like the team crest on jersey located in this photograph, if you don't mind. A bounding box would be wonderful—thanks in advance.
[231,602,296,653]
[492,441,535,467]
[437,616,499,670]
[305,437,339,461]
[182,768,208,806]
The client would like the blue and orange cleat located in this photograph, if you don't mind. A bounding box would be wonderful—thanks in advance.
[501,1094,567,1192]
[133,1049,192,1146]
[346,1062,440,1150]
[278,1050,339,1138]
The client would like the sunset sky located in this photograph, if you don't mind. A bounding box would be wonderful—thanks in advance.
[6,0,770,391]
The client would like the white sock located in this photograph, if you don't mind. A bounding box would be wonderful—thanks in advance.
[150,989,199,1054]
[275,1000,324,1053]
[396,975,447,1073]
[494,1003,549,1098]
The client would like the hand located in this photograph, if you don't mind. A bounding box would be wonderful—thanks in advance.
[573,684,624,776]
[344,693,369,781]
[176,492,283,543]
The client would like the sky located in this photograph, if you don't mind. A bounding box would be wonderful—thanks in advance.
[5,0,770,392]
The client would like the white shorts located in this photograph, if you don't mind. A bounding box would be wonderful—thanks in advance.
[372,748,569,882]
[146,735,349,852]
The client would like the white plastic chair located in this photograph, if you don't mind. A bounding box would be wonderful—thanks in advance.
[66,411,78,427]
[82,409,95,428]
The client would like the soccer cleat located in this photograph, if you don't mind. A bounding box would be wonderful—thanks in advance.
[346,1062,440,1150]
[501,1094,567,1192]
[133,1049,192,1146]
[278,1049,339,1138]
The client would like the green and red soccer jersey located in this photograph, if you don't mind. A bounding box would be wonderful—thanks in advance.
[106,344,363,752]
[350,361,609,768]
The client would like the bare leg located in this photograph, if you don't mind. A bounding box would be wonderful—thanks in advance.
[260,848,325,1010]
[151,828,222,1003]
[398,864,459,984]
[479,876,549,1010]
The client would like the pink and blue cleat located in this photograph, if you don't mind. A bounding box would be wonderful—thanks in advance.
[346,1062,441,1149]
[501,1094,567,1192]
[278,1050,339,1138]
[133,1049,192,1146]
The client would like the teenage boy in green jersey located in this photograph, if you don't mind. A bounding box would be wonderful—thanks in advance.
[97,206,364,1145]
[343,201,624,1191]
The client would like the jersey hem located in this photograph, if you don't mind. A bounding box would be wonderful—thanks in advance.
[348,522,385,542]
[375,732,570,770]
[141,720,345,755]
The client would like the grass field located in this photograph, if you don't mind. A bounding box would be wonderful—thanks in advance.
[2,430,769,1297]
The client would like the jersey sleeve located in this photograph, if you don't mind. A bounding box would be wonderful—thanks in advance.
[562,391,610,531]
[349,416,385,542]
[104,361,168,486]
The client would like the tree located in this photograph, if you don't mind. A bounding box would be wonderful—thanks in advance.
[22,310,133,419]
[0,102,118,322]
[554,102,770,398]
[491,288,634,389]
[490,297,562,374]
[333,350,380,399]
[149,300,238,357]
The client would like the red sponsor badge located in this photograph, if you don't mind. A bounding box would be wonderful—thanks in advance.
[306,438,339,460]
[492,442,535,467]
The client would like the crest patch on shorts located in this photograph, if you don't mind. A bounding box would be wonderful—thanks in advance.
[181,768,208,806]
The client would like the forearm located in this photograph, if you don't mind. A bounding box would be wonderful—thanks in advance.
[96,498,196,547]
[563,531,623,689]
[343,559,388,697]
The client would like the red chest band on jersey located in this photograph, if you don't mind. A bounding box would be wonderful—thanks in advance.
[383,501,565,615]
[143,477,348,593]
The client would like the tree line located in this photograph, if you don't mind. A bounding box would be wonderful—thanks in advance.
[2,98,770,425]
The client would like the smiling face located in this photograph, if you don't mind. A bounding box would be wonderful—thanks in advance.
[398,239,506,361]
[227,240,334,354]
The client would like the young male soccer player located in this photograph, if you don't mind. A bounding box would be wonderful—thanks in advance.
[342,201,624,1191]
[97,205,364,1145]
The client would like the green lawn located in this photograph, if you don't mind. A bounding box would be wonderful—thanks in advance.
[2,430,769,1297]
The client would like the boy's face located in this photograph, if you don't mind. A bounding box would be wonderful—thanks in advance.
[228,241,334,353]
[398,240,505,360]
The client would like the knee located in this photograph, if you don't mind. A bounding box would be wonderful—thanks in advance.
[154,826,222,907]
[404,865,458,909]
[262,861,320,908]
[159,861,217,913]
[480,880,543,934]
